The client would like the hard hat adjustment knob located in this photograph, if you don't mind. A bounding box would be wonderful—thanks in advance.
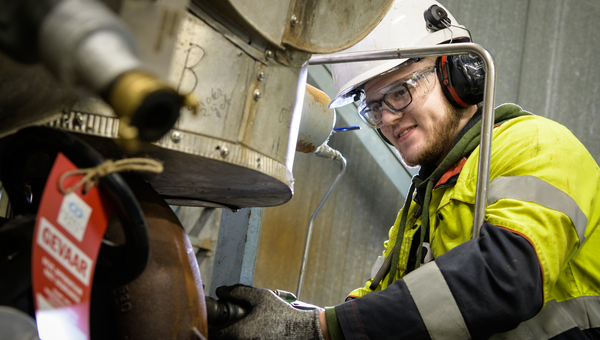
[424,5,450,31]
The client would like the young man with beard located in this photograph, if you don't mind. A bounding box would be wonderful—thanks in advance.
[212,1,600,339]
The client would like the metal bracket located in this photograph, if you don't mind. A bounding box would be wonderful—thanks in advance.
[209,207,264,297]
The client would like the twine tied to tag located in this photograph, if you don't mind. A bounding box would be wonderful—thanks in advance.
[59,158,164,195]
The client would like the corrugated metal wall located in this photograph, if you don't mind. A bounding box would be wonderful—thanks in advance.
[444,0,600,163]
[253,0,600,307]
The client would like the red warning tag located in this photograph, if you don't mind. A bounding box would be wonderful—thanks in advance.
[32,153,112,340]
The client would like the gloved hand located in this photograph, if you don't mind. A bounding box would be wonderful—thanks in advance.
[211,284,325,340]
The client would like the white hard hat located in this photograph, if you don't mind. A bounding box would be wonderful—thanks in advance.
[329,0,471,109]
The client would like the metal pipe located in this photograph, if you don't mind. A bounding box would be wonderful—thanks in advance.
[296,144,347,299]
[309,43,496,238]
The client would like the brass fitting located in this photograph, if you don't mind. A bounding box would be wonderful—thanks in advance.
[107,70,198,152]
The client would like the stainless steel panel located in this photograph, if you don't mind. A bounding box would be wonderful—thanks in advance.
[241,62,301,163]
[37,11,305,208]
[170,13,254,143]
[195,0,290,48]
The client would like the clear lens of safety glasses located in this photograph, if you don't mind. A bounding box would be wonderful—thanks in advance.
[358,66,437,128]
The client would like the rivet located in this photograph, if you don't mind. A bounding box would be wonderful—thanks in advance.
[171,131,181,143]
[258,71,265,81]
[265,49,274,59]
[220,147,229,158]
[75,113,85,126]
[253,89,261,101]
[291,15,298,27]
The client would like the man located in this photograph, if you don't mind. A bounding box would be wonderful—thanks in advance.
[214,0,600,339]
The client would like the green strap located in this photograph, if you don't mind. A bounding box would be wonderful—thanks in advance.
[386,182,416,287]
[414,180,435,269]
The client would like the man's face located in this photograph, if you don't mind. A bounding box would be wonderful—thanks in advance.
[364,60,464,167]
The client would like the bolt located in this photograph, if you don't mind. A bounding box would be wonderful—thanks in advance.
[265,49,274,59]
[171,131,181,143]
[258,71,265,81]
[75,113,85,126]
[253,89,261,101]
[220,147,229,158]
[291,15,298,27]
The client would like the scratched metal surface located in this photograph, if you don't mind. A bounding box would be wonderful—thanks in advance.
[197,0,394,54]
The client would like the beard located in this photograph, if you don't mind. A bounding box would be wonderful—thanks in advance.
[400,104,464,167]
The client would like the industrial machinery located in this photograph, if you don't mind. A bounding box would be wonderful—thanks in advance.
[0,0,394,338]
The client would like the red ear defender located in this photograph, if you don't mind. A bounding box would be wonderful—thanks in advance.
[436,54,486,109]
[437,56,470,108]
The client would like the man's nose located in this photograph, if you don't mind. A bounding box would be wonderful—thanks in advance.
[380,107,403,126]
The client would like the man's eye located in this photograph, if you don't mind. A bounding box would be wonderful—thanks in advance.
[393,88,408,99]
[369,102,382,112]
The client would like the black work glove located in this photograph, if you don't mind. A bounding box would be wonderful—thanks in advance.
[211,284,325,340]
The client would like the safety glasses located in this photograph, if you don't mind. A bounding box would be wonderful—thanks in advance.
[357,66,437,128]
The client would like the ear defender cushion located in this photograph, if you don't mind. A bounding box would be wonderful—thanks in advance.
[436,54,485,108]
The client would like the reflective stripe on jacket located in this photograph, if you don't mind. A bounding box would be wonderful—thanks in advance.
[345,104,600,338]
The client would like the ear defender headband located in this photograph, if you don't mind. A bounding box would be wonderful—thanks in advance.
[376,54,485,145]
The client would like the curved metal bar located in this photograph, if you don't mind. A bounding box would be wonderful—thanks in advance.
[309,43,496,238]
[296,144,347,299]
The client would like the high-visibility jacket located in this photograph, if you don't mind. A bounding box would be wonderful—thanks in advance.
[329,104,600,340]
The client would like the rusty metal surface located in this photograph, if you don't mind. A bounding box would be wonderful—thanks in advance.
[296,84,335,154]
[296,139,317,154]
[282,0,395,53]
[93,176,208,340]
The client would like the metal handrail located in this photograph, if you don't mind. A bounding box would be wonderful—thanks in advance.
[309,43,496,238]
